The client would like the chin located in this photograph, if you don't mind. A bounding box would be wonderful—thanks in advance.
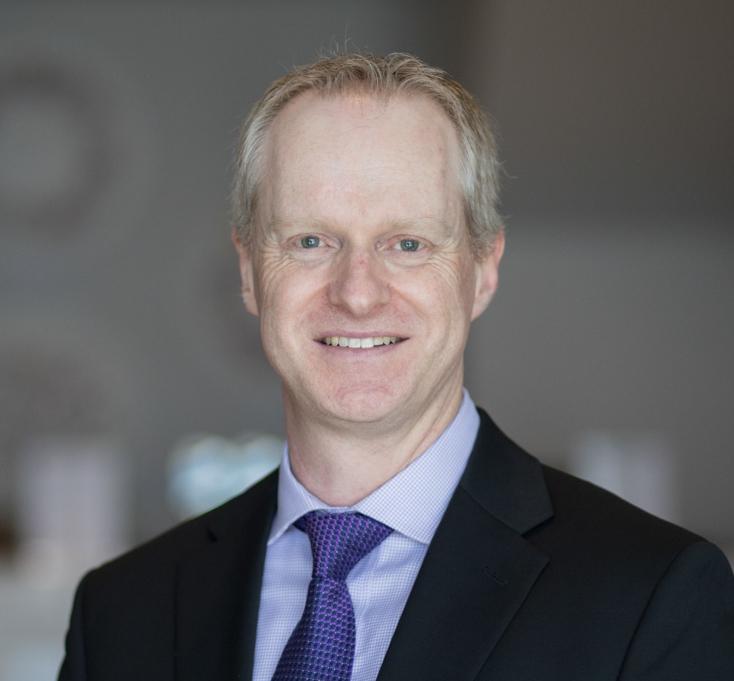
[317,383,406,425]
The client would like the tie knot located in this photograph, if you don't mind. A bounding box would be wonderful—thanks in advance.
[295,511,392,580]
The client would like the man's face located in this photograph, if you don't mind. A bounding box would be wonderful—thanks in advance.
[236,92,503,431]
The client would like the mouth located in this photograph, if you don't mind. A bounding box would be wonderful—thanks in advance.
[320,335,405,349]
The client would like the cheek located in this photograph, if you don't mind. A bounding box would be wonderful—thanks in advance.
[257,265,326,337]
[256,279,294,345]
[421,258,476,316]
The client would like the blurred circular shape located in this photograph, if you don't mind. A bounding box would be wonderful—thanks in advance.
[0,41,155,266]
[0,60,109,237]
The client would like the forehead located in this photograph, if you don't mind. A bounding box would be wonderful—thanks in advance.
[259,91,464,229]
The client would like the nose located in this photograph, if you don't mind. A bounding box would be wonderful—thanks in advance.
[328,246,390,316]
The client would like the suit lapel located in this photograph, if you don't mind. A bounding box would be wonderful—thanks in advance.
[175,472,277,681]
[377,410,554,681]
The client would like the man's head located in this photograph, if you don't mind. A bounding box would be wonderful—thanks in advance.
[232,53,504,432]
[232,52,502,257]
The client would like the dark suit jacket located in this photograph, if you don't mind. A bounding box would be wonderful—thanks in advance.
[59,409,734,680]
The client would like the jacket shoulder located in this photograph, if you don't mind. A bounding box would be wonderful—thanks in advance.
[537,464,708,580]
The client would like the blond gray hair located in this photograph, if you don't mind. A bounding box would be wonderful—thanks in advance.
[232,52,502,255]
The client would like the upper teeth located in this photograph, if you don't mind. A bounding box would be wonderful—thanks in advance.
[323,336,399,348]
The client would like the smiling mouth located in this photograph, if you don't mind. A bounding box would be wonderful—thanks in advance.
[321,336,404,349]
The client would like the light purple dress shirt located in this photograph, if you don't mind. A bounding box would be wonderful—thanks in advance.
[252,390,480,681]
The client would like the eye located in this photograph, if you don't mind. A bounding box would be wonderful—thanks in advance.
[299,235,321,249]
[397,238,422,252]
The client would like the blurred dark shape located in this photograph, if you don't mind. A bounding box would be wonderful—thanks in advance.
[0,59,110,239]
[0,516,18,559]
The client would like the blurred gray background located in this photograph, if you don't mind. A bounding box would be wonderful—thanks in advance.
[0,1,732,677]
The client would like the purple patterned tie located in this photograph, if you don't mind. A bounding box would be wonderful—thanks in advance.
[271,511,393,681]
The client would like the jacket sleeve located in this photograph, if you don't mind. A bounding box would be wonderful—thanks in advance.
[57,573,89,681]
[619,541,734,681]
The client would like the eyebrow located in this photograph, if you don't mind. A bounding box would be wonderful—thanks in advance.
[388,218,455,237]
[263,217,331,238]
[265,216,455,237]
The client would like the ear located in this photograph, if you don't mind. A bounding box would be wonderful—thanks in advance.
[471,229,505,321]
[231,227,260,317]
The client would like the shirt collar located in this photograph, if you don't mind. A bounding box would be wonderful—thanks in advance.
[268,389,480,546]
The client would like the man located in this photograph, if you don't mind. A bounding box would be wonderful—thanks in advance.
[59,53,733,681]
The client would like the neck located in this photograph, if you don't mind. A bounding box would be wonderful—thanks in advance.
[283,386,464,506]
